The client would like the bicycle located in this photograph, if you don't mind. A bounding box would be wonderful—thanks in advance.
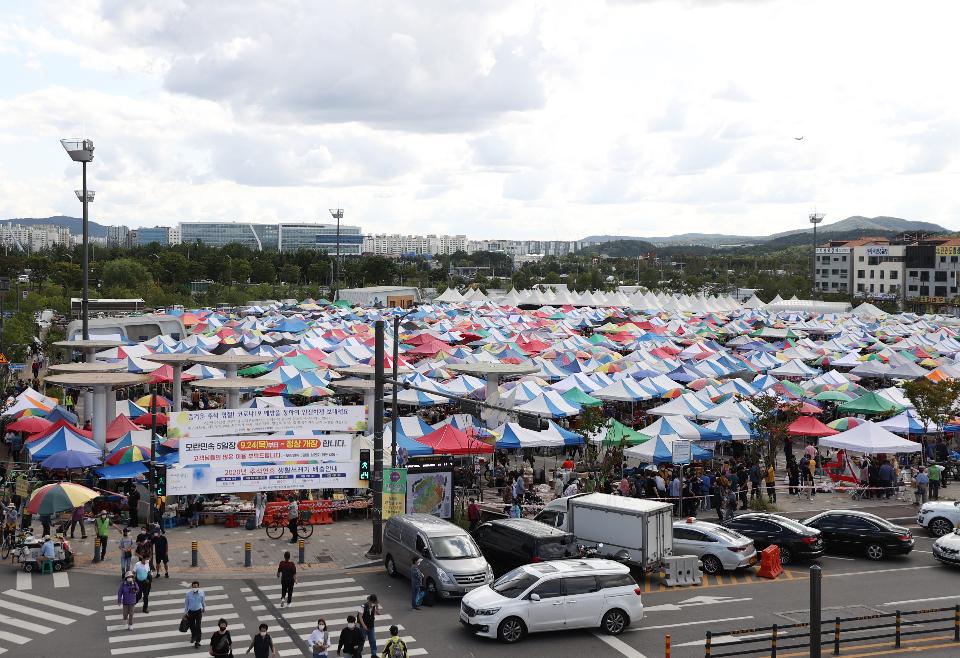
[264,516,314,540]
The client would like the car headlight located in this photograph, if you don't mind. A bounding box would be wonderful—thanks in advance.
[436,568,452,584]
[475,607,501,616]
[485,565,494,581]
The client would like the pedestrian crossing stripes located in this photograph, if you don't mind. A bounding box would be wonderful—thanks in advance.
[251,574,430,656]
[0,586,98,655]
[13,570,71,590]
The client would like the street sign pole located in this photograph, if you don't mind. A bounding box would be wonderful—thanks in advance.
[367,320,385,557]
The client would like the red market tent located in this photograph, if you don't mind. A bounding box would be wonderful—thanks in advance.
[106,414,142,441]
[788,415,839,438]
[415,425,494,455]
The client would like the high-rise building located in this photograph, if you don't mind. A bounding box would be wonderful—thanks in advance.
[106,225,131,247]
[361,233,467,257]
[134,226,173,246]
[178,222,362,253]
[0,222,72,251]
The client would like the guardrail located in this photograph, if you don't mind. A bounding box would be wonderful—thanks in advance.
[696,605,960,657]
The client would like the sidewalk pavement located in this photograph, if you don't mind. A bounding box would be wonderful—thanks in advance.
[59,517,378,580]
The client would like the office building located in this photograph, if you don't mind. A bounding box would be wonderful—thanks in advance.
[106,225,132,248]
[905,237,960,310]
[814,239,855,294]
[851,239,905,300]
[179,222,361,253]
[133,226,173,246]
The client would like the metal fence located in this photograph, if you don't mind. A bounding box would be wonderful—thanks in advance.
[698,605,960,657]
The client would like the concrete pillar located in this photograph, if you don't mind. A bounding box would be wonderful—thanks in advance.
[92,386,107,450]
[364,389,376,437]
[483,374,501,428]
[226,388,240,409]
[106,387,117,426]
[83,348,95,425]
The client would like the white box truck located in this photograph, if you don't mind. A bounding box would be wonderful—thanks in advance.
[534,493,673,569]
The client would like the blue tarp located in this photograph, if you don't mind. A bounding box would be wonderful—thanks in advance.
[95,462,149,480]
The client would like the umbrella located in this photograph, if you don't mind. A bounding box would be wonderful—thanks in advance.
[6,417,53,433]
[26,482,100,515]
[106,445,153,465]
[813,390,854,403]
[133,413,169,427]
[828,417,864,431]
[135,395,172,408]
[41,450,103,470]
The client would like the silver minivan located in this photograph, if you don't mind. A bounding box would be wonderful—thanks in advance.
[383,514,494,600]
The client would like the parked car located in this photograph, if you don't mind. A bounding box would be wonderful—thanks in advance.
[932,529,960,566]
[723,513,824,564]
[917,501,960,537]
[802,511,913,561]
[460,558,643,643]
[383,514,493,600]
[671,518,757,575]
[472,518,578,575]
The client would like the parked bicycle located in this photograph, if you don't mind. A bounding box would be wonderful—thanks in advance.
[264,511,314,540]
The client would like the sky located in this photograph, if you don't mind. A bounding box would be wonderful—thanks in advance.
[1,0,959,240]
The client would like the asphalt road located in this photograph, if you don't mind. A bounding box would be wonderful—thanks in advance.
[12,519,960,658]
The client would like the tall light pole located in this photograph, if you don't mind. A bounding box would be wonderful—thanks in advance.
[61,138,95,340]
[809,212,825,297]
[329,208,343,300]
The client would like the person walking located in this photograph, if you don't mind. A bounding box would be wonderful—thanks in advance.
[246,623,277,658]
[276,551,297,608]
[358,594,381,658]
[467,498,480,531]
[95,510,113,561]
[380,625,407,658]
[914,467,930,506]
[337,615,365,658]
[134,554,153,614]
[410,557,423,610]
[210,618,234,657]
[117,572,140,631]
[928,463,942,500]
[765,463,777,503]
[69,505,87,540]
[118,528,134,577]
[287,498,299,544]
[307,618,329,658]
[184,580,206,649]
[254,492,266,528]
[153,528,169,578]
[245,623,277,658]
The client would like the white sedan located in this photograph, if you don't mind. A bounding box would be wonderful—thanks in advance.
[917,501,960,537]
[672,519,757,575]
[932,529,960,566]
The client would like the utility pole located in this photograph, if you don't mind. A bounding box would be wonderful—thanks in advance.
[330,208,343,300]
[367,320,385,557]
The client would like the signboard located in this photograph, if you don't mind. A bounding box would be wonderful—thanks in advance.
[406,470,452,519]
[382,468,407,522]
[936,246,960,256]
[8,363,25,372]
[815,247,851,254]
[917,296,946,304]
[167,462,362,494]
[167,406,367,438]
[15,476,28,497]
[671,439,692,464]
[864,247,889,256]
[179,434,351,466]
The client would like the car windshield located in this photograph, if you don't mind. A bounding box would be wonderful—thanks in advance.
[429,535,481,559]
[492,568,539,598]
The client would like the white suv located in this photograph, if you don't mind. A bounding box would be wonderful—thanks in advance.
[459,559,643,644]
[917,501,960,537]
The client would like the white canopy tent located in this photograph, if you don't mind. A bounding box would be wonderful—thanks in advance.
[818,421,922,454]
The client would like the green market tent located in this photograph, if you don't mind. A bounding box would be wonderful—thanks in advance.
[561,387,603,408]
[837,391,904,416]
[601,419,651,447]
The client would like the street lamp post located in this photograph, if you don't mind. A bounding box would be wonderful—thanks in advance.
[61,138,95,341]
[809,212,825,297]
[330,208,343,300]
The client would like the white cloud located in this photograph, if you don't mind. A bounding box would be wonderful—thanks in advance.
[0,0,958,239]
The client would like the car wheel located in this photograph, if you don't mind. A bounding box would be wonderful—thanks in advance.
[425,578,438,604]
[778,546,793,565]
[602,609,629,635]
[929,518,954,537]
[23,562,33,573]
[865,543,885,561]
[384,555,397,577]
[53,561,63,572]
[701,554,723,575]
[497,617,526,643]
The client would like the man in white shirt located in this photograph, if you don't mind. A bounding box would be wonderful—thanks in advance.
[654,474,666,498]
[563,480,580,497]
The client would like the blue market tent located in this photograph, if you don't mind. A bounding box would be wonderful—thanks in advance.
[95,462,149,480]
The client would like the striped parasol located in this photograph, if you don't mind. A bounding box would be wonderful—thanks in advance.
[26,482,100,515]
[106,445,153,465]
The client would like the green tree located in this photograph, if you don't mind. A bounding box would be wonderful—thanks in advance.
[903,378,960,434]
[52,262,82,291]
[250,258,276,284]
[231,259,252,285]
[746,393,801,468]
[101,258,152,289]
[278,264,301,285]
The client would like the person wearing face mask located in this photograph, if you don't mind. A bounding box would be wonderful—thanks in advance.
[183,580,206,649]
[210,618,234,657]
[246,623,276,658]
[336,615,365,658]
[117,571,140,631]
[118,527,134,578]
[410,557,423,610]
[307,618,329,658]
[134,553,153,613]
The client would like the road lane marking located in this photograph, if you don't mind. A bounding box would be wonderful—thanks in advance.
[0,629,31,644]
[0,613,53,634]
[109,634,252,655]
[627,616,754,631]
[15,572,30,590]
[101,585,224,601]
[3,590,97,615]
[255,577,355,592]
[109,623,239,643]
[821,555,856,560]
[52,572,69,588]
[102,594,229,611]
[106,612,241,632]
[823,566,938,578]
[104,603,233,621]
[592,632,650,658]
[882,594,960,606]
[0,599,74,624]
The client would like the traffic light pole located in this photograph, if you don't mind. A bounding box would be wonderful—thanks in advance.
[367,321,385,557]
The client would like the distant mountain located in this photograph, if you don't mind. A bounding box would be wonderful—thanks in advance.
[0,215,108,238]
[581,216,949,247]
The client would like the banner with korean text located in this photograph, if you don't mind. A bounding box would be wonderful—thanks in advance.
[167,406,366,438]
[167,461,362,494]
[179,434,350,466]
[382,468,407,522]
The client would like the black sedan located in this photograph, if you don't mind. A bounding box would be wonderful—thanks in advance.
[802,511,914,561]
[723,513,824,564]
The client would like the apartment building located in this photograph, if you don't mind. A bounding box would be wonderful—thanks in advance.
[904,237,960,309]
[814,239,855,293]
[851,240,905,300]
[0,223,72,251]
[362,233,468,257]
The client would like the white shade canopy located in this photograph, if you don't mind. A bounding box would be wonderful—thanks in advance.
[818,420,922,455]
